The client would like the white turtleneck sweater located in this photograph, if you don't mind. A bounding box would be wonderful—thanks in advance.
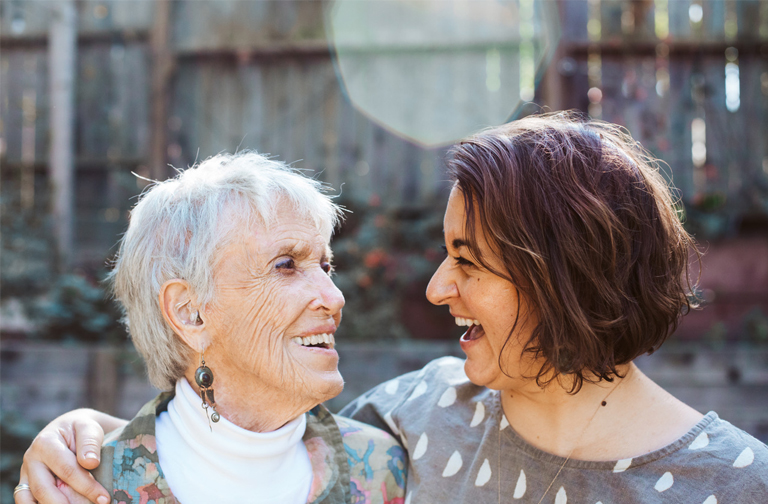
[155,379,313,504]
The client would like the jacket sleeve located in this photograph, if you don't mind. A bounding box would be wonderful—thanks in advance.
[334,415,408,504]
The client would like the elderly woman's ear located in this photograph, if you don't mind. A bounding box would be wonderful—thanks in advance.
[159,279,209,351]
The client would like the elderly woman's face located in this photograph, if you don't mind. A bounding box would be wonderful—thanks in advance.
[427,187,539,390]
[203,203,345,406]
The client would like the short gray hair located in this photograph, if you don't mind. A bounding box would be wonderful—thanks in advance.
[110,152,343,390]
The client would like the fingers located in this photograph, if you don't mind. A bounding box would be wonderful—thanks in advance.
[23,428,109,504]
[42,444,108,504]
[57,479,98,504]
[73,419,104,472]
[14,470,38,504]
[19,462,65,504]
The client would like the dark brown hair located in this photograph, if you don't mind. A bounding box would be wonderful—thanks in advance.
[447,111,699,392]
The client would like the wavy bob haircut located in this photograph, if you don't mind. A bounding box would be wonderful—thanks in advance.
[447,111,698,392]
[110,152,343,390]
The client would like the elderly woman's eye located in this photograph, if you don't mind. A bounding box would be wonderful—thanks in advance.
[275,258,295,270]
[321,262,333,275]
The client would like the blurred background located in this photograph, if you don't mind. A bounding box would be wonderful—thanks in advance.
[1,1,767,500]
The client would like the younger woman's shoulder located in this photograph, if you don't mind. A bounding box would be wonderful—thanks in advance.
[704,414,768,468]
[668,412,768,498]
[377,356,470,397]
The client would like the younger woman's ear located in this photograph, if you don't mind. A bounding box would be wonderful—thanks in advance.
[159,279,207,351]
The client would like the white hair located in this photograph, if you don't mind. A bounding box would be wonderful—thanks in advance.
[110,151,343,390]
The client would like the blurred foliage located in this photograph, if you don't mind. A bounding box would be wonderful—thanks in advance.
[29,273,126,343]
[1,178,125,343]
[0,179,55,299]
[331,193,448,340]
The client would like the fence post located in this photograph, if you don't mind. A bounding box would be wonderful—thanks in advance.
[149,0,174,181]
[48,0,77,270]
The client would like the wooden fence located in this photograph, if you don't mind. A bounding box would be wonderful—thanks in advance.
[2,0,767,268]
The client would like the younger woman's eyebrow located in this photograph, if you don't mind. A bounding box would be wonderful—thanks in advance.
[440,230,469,251]
[452,238,469,250]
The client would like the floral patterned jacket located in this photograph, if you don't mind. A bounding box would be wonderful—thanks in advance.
[92,393,407,504]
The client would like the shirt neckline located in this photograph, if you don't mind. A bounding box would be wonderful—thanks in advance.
[494,391,719,470]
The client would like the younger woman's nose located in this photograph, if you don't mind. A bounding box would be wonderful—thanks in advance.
[426,258,458,306]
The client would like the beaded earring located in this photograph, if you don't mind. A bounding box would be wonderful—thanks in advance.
[195,351,220,429]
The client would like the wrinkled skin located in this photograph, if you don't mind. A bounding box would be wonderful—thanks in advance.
[195,205,345,431]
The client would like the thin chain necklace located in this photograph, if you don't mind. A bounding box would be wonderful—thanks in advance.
[497,374,628,504]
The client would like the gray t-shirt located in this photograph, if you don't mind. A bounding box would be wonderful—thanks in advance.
[341,357,768,503]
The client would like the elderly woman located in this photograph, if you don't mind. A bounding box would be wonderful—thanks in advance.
[18,114,767,504]
[15,152,406,504]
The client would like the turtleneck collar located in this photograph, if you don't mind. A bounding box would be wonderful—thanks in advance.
[155,379,313,504]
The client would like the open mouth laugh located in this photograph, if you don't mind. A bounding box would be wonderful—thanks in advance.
[456,317,484,341]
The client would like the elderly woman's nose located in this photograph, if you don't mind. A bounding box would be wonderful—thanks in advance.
[308,270,345,314]
[426,258,458,306]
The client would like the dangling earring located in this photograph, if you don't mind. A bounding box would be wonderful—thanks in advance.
[195,351,220,429]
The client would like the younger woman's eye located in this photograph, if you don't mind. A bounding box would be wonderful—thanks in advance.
[454,255,475,267]
[275,258,296,271]
[441,244,474,267]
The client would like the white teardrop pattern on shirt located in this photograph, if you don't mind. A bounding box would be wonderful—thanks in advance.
[654,472,674,492]
[500,415,509,431]
[442,451,463,477]
[702,495,717,504]
[412,433,428,460]
[470,401,485,427]
[437,387,457,408]
[612,458,632,473]
[407,381,428,401]
[512,469,526,499]
[555,486,567,504]
[475,459,492,486]
[404,491,412,504]
[688,432,709,450]
[733,447,754,468]
[384,379,399,395]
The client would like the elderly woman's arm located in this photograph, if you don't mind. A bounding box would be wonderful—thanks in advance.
[17,409,126,504]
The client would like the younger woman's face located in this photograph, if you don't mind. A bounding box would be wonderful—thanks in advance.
[426,187,539,390]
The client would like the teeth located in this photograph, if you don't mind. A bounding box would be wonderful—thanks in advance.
[454,317,481,327]
[473,319,481,326]
[292,333,336,348]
